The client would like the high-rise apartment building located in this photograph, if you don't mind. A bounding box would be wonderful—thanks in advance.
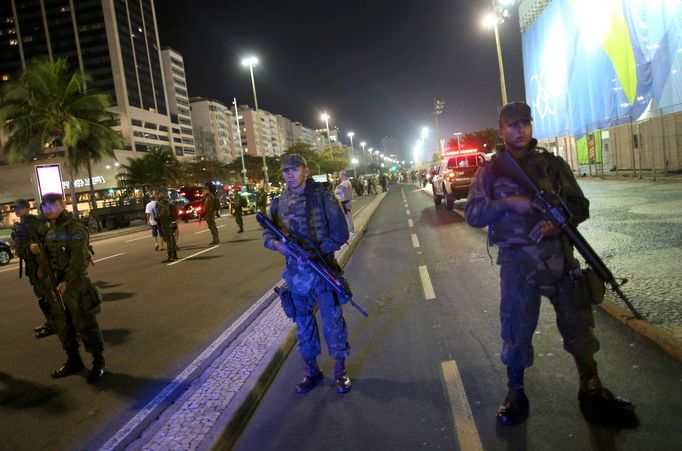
[0,0,174,159]
[190,97,240,163]
[161,47,195,158]
[238,106,287,158]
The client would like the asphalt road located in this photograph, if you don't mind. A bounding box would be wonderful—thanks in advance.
[235,184,682,451]
[0,212,285,450]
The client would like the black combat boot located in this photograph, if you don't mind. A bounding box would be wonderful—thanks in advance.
[496,367,529,426]
[295,359,324,394]
[334,358,352,394]
[34,322,56,339]
[87,352,106,384]
[52,347,85,379]
[575,357,637,427]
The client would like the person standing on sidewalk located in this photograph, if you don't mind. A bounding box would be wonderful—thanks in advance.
[256,183,269,217]
[202,183,220,245]
[30,193,105,384]
[464,101,636,428]
[11,199,55,338]
[334,170,355,235]
[263,154,352,394]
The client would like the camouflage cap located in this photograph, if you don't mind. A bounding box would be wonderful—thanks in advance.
[41,193,63,203]
[13,199,30,209]
[499,101,533,125]
[280,154,307,170]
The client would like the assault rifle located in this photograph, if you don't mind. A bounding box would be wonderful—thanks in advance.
[28,223,67,312]
[492,150,643,319]
[256,212,369,317]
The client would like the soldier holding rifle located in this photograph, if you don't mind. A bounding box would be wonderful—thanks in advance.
[464,102,636,427]
[29,193,105,384]
[262,154,353,394]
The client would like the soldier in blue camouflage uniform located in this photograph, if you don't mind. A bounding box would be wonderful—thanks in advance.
[30,193,105,384]
[465,102,635,427]
[263,154,352,394]
[11,199,55,338]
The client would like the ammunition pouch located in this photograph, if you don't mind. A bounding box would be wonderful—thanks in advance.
[274,285,296,319]
[572,267,605,306]
[79,282,103,315]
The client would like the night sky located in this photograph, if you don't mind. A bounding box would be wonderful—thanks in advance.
[155,0,526,159]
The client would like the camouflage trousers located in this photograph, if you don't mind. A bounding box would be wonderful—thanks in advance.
[51,278,104,355]
[205,214,219,242]
[291,289,350,360]
[498,258,599,369]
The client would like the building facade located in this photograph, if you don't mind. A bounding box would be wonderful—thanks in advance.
[238,105,287,158]
[190,97,241,163]
[161,47,195,159]
[0,0,175,161]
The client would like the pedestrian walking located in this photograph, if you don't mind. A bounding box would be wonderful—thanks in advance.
[464,101,636,427]
[202,183,220,245]
[11,199,55,338]
[155,189,178,262]
[263,154,352,394]
[145,197,164,251]
[334,170,355,235]
[30,193,105,384]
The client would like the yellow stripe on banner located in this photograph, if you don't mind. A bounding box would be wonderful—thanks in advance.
[440,360,484,451]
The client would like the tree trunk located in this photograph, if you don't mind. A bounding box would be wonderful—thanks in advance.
[85,155,102,232]
[68,163,79,216]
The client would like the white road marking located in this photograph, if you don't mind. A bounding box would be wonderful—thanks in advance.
[0,264,19,273]
[411,233,420,248]
[418,265,435,300]
[441,360,484,451]
[167,245,219,266]
[194,224,226,234]
[124,235,152,243]
[406,209,411,215]
[408,218,414,228]
[93,252,125,263]
[99,285,280,451]
[404,203,409,208]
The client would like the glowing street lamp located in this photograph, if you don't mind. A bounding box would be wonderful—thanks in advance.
[482,1,514,105]
[347,131,355,157]
[241,55,269,185]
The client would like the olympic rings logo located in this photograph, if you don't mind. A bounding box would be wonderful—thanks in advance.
[530,70,557,120]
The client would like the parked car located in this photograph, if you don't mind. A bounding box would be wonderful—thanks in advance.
[0,240,13,265]
[431,149,486,210]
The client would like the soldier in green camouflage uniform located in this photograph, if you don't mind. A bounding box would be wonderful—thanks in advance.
[465,102,635,427]
[11,199,55,338]
[30,193,105,384]
[156,189,178,262]
[202,185,220,245]
[232,191,246,233]
[263,154,352,394]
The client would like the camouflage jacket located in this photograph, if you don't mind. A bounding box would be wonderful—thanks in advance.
[464,141,589,293]
[43,212,91,285]
[12,214,47,259]
[264,178,349,294]
[202,192,216,214]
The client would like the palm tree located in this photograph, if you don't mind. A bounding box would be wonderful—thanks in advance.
[117,147,180,194]
[0,57,122,213]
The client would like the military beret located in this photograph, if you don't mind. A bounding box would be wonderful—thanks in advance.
[499,101,533,125]
[41,193,64,203]
[13,199,30,209]
[280,154,307,170]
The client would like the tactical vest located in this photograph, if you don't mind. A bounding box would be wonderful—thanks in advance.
[489,147,560,246]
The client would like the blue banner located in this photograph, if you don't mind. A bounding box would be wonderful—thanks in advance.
[522,0,682,139]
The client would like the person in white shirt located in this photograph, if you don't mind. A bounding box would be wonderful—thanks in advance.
[334,171,355,235]
[145,198,165,251]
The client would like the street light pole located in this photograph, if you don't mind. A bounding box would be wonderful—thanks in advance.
[347,132,355,157]
[360,141,366,164]
[434,99,445,154]
[233,97,247,184]
[242,56,269,186]
[321,112,333,160]
[492,18,508,105]
[453,132,462,150]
